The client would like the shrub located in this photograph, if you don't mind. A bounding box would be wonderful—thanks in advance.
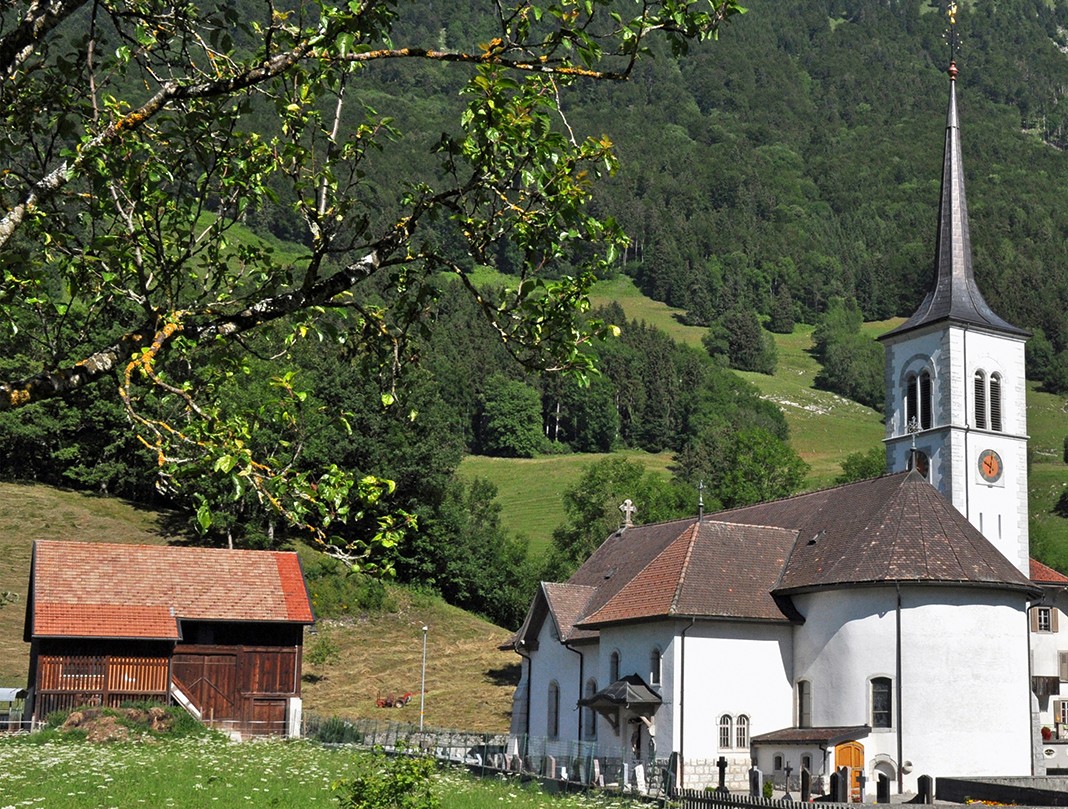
[334,746,439,809]
[316,716,363,744]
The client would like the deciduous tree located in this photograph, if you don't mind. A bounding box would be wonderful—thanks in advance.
[0,0,742,564]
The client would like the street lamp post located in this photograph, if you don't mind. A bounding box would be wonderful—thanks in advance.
[419,625,428,732]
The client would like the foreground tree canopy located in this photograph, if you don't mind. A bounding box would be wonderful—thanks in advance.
[0,0,742,563]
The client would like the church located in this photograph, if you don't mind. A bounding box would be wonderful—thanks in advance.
[504,60,1051,795]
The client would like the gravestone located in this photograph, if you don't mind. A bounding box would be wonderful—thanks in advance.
[876,772,890,804]
[749,765,763,798]
[917,774,934,805]
[829,771,840,802]
[546,755,556,779]
[858,771,867,803]
[511,755,523,773]
[716,756,730,794]
[576,761,586,784]
[800,767,811,803]
[592,758,601,785]
[836,767,850,803]
[635,763,646,794]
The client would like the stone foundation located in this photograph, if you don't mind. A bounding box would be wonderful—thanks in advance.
[684,755,752,792]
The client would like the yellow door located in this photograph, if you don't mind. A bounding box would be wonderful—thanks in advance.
[834,741,864,801]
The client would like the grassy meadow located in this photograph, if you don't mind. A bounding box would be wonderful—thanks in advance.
[0,735,639,809]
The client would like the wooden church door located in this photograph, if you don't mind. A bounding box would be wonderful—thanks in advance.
[834,741,864,801]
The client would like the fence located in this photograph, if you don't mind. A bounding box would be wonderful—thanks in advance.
[673,791,854,809]
[302,714,669,796]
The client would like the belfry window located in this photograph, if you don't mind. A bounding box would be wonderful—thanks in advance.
[919,371,932,429]
[904,371,933,431]
[989,374,1003,431]
[974,370,987,429]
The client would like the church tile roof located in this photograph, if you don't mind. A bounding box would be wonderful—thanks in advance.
[751,726,870,746]
[524,472,1035,644]
[579,521,797,628]
[27,540,314,640]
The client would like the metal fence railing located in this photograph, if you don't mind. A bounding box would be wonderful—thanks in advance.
[301,714,669,796]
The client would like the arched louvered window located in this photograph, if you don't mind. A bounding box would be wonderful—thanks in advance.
[974,370,987,429]
[989,374,1003,431]
[905,374,918,430]
[736,714,750,749]
[547,681,560,739]
[719,715,733,749]
[583,679,598,740]
[919,371,933,429]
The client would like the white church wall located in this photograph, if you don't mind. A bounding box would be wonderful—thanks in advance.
[794,585,1031,791]
[598,622,674,756]
[671,620,794,791]
[523,619,583,752]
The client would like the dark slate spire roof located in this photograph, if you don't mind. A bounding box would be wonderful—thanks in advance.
[882,62,1027,341]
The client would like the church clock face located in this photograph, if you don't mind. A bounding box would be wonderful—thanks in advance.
[978,449,1003,483]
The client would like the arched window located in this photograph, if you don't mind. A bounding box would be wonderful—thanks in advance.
[736,714,749,749]
[905,370,933,431]
[650,647,662,686]
[547,681,560,739]
[974,370,987,429]
[801,754,812,772]
[919,370,933,429]
[989,373,1003,431]
[719,715,733,749]
[609,650,620,683]
[583,679,598,740]
[797,680,812,728]
[905,374,918,430]
[773,754,784,772]
[871,677,892,729]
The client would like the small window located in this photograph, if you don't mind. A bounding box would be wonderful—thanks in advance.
[547,681,560,739]
[736,714,749,749]
[989,374,1003,431]
[583,679,598,740]
[1057,699,1068,725]
[609,651,620,683]
[797,681,812,728]
[974,371,987,429]
[1059,651,1068,682]
[1033,607,1059,634]
[801,754,812,772]
[650,647,662,686]
[774,754,784,772]
[871,677,892,729]
[719,715,733,749]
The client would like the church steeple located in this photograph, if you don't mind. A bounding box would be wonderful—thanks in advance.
[883,62,1027,340]
[880,54,1031,575]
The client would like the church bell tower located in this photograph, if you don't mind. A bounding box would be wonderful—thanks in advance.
[879,61,1031,574]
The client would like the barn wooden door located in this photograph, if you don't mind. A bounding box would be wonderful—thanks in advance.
[172,652,238,725]
[834,741,865,801]
[250,699,287,736]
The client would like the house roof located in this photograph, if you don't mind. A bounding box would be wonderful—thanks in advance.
[27,541,314,640]
[1031,558,1068,585]
[881,64,1027,342]
[521,472,1034,645]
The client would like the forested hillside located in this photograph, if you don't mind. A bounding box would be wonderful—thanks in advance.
[1,0,1066,632]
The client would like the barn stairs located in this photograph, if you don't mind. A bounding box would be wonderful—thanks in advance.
[169,681,243,741]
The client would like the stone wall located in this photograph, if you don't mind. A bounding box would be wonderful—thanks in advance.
[685,755,752,792]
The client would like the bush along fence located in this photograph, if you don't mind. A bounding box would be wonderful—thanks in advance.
[302,714,670,796]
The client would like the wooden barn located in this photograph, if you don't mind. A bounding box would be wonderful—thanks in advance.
[23,540,314,737]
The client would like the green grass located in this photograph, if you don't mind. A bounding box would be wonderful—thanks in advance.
[0,735,645,809]
[457,450,673,557]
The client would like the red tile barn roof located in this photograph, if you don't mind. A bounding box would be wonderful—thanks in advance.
[28,541,313,640]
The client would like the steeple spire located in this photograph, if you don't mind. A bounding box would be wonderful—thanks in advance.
[882,61,1027,340]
